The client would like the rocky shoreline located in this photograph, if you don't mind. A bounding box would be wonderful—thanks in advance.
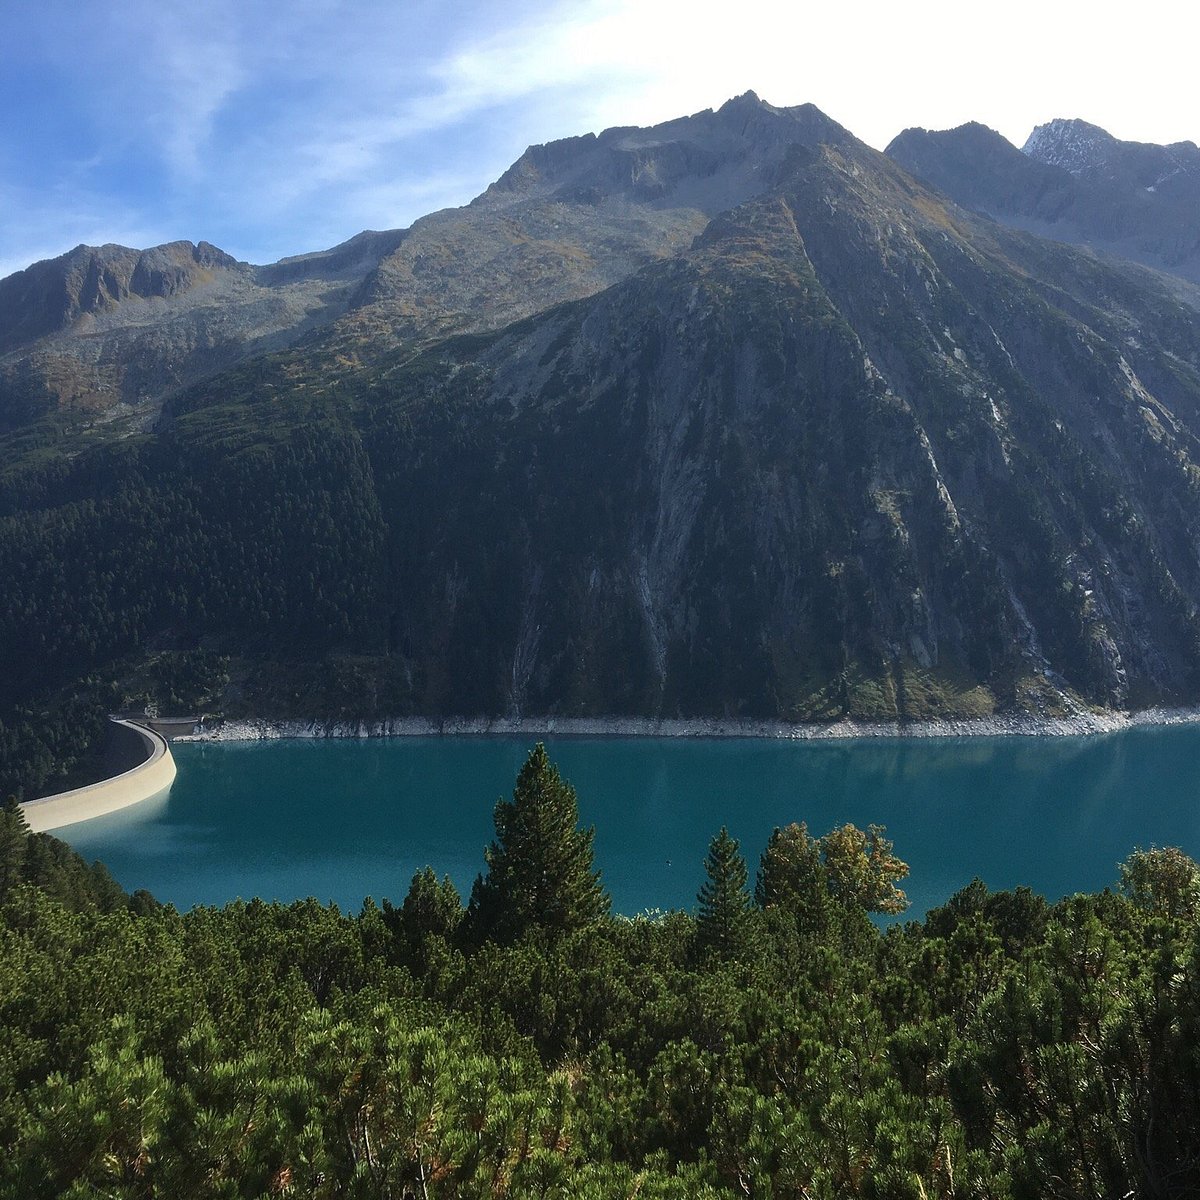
[174,706,1200,744]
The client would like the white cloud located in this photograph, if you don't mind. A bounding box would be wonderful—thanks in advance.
[3,0,1197,274]
[383,0,1199,152]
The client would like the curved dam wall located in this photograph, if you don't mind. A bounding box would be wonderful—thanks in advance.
[20,719,177,834]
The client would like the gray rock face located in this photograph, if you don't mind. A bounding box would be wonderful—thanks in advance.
[1023,118,1200,190]
[479,92,849,211]
[0,241,245,354]
[314,132,1200,717]
[348,94,853,343]
[0,235,393,429]
[886,119,1200,284]
[1022,118,1119,175]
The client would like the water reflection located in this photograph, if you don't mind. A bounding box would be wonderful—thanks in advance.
[60,728,1200,917]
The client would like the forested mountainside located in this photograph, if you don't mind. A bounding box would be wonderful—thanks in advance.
[886,118,1200,284]
[2,747,1200,1197]
[6,94,1200,797]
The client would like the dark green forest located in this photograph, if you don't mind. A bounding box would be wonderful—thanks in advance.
[2,747,1198,1198]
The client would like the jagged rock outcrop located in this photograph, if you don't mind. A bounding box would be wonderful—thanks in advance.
[886,120,1200,284]
[0,240,243,354]
[1023,118,1200,189]
[0,234,393,429]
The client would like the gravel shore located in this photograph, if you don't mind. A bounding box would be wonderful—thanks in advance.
[175,706,1200,744]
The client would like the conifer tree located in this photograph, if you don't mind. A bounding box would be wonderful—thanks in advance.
[0,794,29,900]
[398,866,462,944]
[755,822,821,909]
[467,744,609,944]
[755,821,832,935]
[696,827,752,958]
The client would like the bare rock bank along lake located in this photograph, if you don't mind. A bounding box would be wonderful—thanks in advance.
[53,728,1200,917]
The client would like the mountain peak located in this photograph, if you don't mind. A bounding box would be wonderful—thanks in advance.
[718,89,764,111]
[888,121,1014,157]
[0,239,249,353]
[1022,117,1200,195]
[889,114,1200,285]
[476,93,850,214]
[1022,118,1116,174]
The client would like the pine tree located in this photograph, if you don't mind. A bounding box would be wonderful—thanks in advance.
[466,744,609,944]
[755,821,832,936]
[755,822,821,908]
[0,794,29,900]
[399,866,462,944]
[696,827,752,959]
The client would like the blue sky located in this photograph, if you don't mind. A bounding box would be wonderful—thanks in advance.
[2,0,1195,278]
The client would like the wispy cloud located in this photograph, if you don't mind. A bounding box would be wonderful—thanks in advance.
[1,0,1197,276]
[0,179,164,279]
[128,2,249,178]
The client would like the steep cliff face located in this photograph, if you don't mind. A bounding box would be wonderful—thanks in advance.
[5,95,1200,721]
[0,240,244,353]
[886,120,1200,284]
[340,134,1200,718]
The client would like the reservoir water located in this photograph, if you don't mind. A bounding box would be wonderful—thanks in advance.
[61,728,1200,917]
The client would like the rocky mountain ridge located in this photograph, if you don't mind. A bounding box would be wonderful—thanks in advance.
[887,118,1200,283]
[333,94,856,347]
[0,94,858,431]
[7,100,1198,434]
[5,95,1200,728]
[1023,117,1200,187]
[0,239,243,353]
[0,226,431,431]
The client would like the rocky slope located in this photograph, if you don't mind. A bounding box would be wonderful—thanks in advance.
[886,119,1200,284]
[328,134,1200,718]
[0,232,406,432]
[0,93,850,434]
[5,95,1200,725]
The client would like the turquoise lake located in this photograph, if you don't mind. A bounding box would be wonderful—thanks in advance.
[60,729,1200,917]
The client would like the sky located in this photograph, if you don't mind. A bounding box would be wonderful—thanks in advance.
[1,0,1196,279]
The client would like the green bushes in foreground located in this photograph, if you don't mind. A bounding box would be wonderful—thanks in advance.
[1,748,1199,1198]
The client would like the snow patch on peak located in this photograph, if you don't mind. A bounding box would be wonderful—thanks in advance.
[1022,118,1115,174]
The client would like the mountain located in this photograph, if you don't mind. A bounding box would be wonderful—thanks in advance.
[0,94,849,434]
[6,94,1200,780]
[352,91,852,341]
[886,119,1200,283]
[1023,117,1200,189]
[0,231,406,433]
[327,131,1200,720]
